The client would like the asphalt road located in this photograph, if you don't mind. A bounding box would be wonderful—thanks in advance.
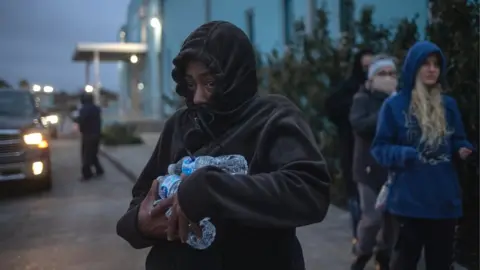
[0,139,148,270]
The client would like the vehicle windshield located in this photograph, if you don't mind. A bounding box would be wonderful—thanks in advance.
[0,90,36,117]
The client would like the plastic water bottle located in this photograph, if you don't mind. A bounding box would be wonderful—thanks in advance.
[159,174,181,199]
[179,155,248,250]
[181,155,248,176]
[153,155,249,250]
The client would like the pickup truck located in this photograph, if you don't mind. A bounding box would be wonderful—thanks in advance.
[0,89,52,189]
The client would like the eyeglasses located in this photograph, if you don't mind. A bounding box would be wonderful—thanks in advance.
[376,71,397,77]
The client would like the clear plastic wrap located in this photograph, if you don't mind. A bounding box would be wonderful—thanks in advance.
[153,155,248,250]
[375,173,394,211]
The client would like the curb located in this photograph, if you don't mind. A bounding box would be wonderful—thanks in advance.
[99,147,137,183]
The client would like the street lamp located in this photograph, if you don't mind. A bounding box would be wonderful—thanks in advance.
[32,84,41,92]
[85,85,94,93]
[130,54,139,64]
[137,82,144,90]
[150,17,161,29]
[43,85,54,93]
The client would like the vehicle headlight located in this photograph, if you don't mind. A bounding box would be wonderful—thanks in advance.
[40,117,48,126]
[23,132,44,145]
[46,115,59,124]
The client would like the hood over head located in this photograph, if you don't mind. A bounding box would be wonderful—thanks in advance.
[350,48,373,82]
[172,21,258,114]
[401,41,446,93]
[80,93,94,105]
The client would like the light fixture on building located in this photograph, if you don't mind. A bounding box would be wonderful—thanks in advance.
[32,84,41,92]
[43,85,54,93]
[137,82,144,90]
[150,17,161,29]
[130,54,139,64]
[85,85,94,93]
[119,31,126,43]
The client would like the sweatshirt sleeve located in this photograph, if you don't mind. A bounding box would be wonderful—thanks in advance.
[370,101,418,168]
[349,93,378,140]
[177,107,331,228]
[449,98,473,152]
[116,118,174,249]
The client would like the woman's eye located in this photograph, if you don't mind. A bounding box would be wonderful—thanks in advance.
[205,81,215,88]
[186,82,195,89]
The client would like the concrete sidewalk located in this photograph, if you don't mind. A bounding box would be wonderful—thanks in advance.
[101,132,464,270]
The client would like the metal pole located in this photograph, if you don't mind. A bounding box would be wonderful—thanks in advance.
[85,62,91,85]
[305,0,315,36]
[93,50,101,106]
[205,0,211,22]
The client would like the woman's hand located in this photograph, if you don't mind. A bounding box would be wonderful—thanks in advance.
[458,147,472,160]
[166,175,202,243]
[137,180,174,239]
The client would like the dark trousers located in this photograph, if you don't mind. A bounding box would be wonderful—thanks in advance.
[348,196,361,239]
[355,183,393,256]
[81,134,104,178]
[390,215,456,270]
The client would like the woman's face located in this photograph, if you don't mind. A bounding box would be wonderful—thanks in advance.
[417,55,441,86]
[185,61,215,104]
[370,66,398,93]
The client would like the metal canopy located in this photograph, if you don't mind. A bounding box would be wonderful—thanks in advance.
[72,42,147,62]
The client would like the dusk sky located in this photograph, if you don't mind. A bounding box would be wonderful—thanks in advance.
[0,0,130,92]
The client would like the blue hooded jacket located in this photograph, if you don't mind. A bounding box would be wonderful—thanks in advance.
[370,41,473,219]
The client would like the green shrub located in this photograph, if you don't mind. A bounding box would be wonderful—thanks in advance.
[101,123,143,146]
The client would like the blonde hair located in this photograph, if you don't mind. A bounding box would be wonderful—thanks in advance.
[409,77,448,148]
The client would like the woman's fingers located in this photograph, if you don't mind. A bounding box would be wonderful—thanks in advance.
[178,209,189,243]
[166,205,178,241]
[150,196,174,217]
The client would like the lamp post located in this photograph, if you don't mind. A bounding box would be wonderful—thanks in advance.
[85,84,94,93]
[32,84,42,92]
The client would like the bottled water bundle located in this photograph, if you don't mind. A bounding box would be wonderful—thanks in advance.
[153,155,248,249]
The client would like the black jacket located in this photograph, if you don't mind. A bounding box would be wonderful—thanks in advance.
[325,49,372,197]
[116,21,331,270]
[77,94,101,136]
[349,88,389,192]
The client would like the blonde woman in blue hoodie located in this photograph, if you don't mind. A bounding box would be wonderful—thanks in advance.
[371,41,473,270]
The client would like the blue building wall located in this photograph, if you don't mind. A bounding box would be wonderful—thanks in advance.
[121,0,429,120]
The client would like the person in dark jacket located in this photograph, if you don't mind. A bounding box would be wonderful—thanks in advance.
[349,55,398,270]
[77,93,104,180]
[116,21,331,270]
[371,41,474,270]
[325,48,373,245]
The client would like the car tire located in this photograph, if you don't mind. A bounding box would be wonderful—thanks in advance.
[39,172,52,190]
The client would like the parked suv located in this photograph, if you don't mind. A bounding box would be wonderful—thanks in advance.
[0,89,52,189]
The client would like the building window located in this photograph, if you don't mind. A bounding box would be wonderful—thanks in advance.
[245,8,255,43]
[339,0,354,34]
[282,0,293,45]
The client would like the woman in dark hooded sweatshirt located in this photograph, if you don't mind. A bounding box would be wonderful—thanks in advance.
[371,41,473,269]
[116,21,331,270]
